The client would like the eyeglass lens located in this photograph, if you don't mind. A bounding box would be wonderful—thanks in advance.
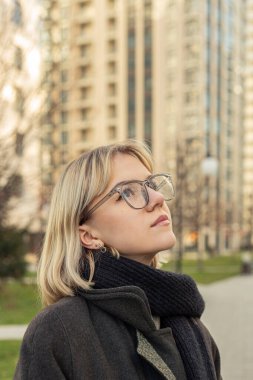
[121,175,174,209]
[148,175,174,201]
[121,183,147,208]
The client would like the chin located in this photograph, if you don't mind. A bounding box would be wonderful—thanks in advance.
[165,231,177,249]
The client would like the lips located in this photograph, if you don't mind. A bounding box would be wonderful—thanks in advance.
[151,214,169,227]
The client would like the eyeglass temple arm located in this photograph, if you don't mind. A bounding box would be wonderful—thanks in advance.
[84,189,118,220]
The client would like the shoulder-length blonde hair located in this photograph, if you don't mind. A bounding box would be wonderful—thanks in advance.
[38,140,156,306]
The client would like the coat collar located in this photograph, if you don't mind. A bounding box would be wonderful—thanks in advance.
[78,285,157,333]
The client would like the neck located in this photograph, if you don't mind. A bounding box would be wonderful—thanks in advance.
[119,252,157,266]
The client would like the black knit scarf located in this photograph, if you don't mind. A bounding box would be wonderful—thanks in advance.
[83,252,217,380]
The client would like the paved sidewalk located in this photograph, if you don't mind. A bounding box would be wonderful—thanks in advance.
[199,275,253,380]
[0,325,27,340]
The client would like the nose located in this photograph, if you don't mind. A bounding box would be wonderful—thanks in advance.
[145,187,165,211]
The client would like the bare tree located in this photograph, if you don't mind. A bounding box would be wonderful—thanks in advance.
[171,136,205,272]
[0,0,42,230]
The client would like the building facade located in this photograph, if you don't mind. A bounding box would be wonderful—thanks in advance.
[41,0,245,252]
[158,0,245,253]
[242,0,253,249]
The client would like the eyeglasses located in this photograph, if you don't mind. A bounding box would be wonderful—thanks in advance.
[80,173,175,224]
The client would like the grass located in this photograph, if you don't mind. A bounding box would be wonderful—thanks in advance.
[0,340,21,380]
[161,253,243,284]
[0,282,41,324]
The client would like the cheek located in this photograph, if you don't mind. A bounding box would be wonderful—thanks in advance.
[98,211,144,243]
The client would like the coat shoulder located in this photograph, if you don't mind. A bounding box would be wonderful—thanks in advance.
[24,296,88,347]
[38,295,89,322]
[14,296,89,379]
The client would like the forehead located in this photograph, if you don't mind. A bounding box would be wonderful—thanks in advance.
[109,153,151,188]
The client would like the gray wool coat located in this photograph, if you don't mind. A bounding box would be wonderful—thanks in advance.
[14,286,222,380]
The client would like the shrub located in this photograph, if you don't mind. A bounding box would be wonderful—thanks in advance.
[0,228,27,283]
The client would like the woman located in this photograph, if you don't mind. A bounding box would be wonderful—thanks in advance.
[15,141,222,380]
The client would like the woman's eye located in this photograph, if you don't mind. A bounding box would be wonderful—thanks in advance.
[122,187,134,198]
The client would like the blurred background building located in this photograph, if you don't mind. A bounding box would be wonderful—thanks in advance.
[242,0,253,250]
[39,0,247,254]
[1,0,252,255]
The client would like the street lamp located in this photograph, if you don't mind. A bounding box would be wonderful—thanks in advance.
[201,155,218,177]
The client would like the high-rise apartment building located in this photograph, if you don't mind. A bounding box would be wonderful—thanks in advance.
[164,0,245,252]
[41,0,245,252]
[242,0,253,249]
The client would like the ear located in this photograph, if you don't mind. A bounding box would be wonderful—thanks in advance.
[78,225,102,250]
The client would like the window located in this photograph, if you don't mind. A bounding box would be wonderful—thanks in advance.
[80,128,92,141]
[108,126,117,139]
[184,0,199,12]
[79,1,92,10]
[15,47,22,70]
[80,44,90,57]
[61,45,69,60]
[226,167,232,181]
[107,0,116,8]
[184,90,199,104]
[185,18,199,36]
[61,70,68,83]
[144,31,152,47]
[81,108,91,120]
[185,68,198,84]
[61,27,68,41]
[108,105,117,118]
[108,83,117,96]
[61,111,68,124]
[80,129,89,140]
[108,18,116,30]
[43,132,53,145]
[128,33,135,49]
[108,61,116,74]
[128,98,135,112]
[108,39,116,53]
[61,131,68,145]
[43,171,53,186]
[144,1,152,18]
[81,87,87,99]
[60,91,68,103]
[80,65,90,78]
[15,133,24,156]
[61,150,68,164]
[80,22,92,34]
[185,42,199,60]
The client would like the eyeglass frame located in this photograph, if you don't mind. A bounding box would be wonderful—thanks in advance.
[79,173,175,224]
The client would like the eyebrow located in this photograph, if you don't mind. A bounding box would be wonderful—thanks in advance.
[109,174,152,191]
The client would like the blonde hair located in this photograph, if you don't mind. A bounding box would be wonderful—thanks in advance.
[38,140,156,306]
